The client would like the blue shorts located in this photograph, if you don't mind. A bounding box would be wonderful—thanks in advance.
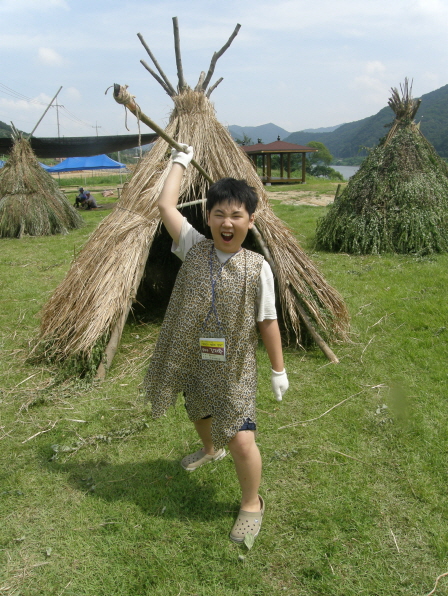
[200,414,256,431]
[183,395,256,431]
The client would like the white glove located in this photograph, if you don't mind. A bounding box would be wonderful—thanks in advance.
[171,143,194,169]
[271,369,289,402]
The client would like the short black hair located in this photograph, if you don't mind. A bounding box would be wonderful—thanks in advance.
[206,177,258,216]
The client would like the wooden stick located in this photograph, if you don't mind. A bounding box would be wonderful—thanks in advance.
[14,372,40,387]
[96,244,152,380]
[206,77,224,98]
[112,84,213,184]
[140,60,173,96]
[296,302,339,363]
[390,528,400,553]
[425,572,448,596]
[251,223,339,363]
[96,305,131,380]
[9,122,21,141]
[137,32,176,96]
[177,198,206,209]
[195,71,206,92]
[22,420,58,443]
[250,223,276,274]
[28,86,63,139]
[172,17,186,91]
[278,390,364,429]
[202,24,241,91]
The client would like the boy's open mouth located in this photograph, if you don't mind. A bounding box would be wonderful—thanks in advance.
[221,232,233,242]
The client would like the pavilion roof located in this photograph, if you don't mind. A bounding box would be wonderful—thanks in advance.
[241,140,318,154]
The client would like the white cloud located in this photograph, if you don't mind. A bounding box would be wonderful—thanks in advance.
[412,0,448,15]
[0,93,53,132]
[1,0,447,136]
[38,47,64,66]
[65,87,82,101]
[0,93,51,113]
[365,61,386,76]
[0,0,68,12]
[0,34,36,50]
[353,61,389,105]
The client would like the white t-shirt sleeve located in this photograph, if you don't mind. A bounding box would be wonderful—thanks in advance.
[256,260,277,321]
[171,216,206,261]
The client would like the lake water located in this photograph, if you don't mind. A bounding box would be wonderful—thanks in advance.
[331,165,359,180]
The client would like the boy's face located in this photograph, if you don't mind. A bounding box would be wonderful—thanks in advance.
[206,200,255,254]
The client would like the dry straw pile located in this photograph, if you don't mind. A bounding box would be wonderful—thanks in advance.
[316,79,448,255]
[32,19,349,378]
[0,131,83,238]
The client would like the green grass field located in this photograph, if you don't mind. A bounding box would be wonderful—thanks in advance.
[1,183,447,595]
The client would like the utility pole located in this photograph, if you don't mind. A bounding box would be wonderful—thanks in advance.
[95,122,102,136]
[118,150,123,185]
[55,97,61,138]
[28,86,63,139]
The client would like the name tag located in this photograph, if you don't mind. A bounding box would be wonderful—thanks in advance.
[199,337,226,361]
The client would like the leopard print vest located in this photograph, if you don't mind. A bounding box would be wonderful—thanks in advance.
[144,239,264,448]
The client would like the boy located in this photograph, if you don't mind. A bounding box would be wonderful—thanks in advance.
[74,187,87,208]
[144,144,289,542]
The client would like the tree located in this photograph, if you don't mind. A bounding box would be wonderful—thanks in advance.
[305,141,343,180]
[235,133,253,146]
[312,164,344,180]
[306,141,333,168]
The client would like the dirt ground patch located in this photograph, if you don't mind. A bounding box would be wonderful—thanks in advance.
[96,203,116,210]
[267,190,335,206]
[76,202,116,211]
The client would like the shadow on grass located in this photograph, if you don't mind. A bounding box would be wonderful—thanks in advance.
[46,456,236,520]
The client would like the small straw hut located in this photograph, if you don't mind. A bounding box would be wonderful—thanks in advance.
[0,127,83,238]
[32,19,349,378]
[316,79,448,255]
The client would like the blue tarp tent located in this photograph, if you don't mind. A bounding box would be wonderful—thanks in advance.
[47,154,127,173]
[0,160,4,168]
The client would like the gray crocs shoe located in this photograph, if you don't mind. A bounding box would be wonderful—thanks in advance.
[180,448,227,471]
[229,495,265,543]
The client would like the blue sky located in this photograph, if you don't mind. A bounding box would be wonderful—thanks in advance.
[1,0,447,138]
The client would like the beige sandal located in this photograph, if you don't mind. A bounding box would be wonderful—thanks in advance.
[229,495,265,543]
[180,448,226,471]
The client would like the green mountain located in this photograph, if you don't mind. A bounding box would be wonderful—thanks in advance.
[302,124,343,133]
[0,121,14,138]
[284,84,448,158]
[228,123,291,144]
[0,121,28,139]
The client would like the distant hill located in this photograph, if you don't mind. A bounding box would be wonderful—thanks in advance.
[284,84,448,158]
[301,124,344,133]
[0,121,28,140]
[0,121,14,139]
[228,123,291,144]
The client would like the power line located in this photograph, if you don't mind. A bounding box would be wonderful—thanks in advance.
[59,105,94,128]
[0,83,47,106]
[0,82,101,134]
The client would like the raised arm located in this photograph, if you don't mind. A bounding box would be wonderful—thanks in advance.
[158,144,194,245]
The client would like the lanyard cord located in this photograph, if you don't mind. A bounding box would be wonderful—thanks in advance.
[202,244,242,334]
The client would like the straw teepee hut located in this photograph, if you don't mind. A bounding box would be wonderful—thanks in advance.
[316,79,448,255]
[0,127,83,238]
[32,19,349,379]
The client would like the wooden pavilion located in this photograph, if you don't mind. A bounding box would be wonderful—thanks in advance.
[241,139,317,184]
